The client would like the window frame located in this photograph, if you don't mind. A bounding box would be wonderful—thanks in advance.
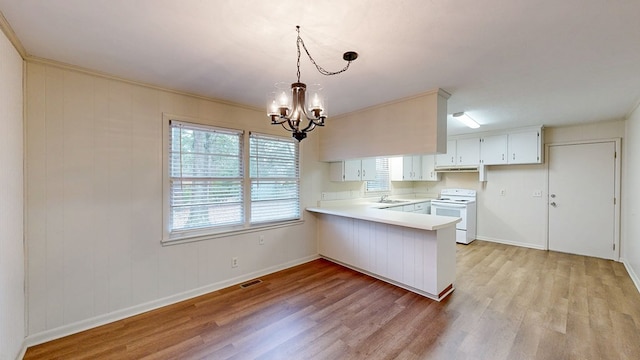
[162,114,303,245]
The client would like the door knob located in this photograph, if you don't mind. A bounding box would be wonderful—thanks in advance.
[550,202,557,207]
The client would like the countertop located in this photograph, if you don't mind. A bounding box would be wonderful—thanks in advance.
[306,198,461,231]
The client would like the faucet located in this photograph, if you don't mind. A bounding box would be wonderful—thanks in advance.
[380,194,389,202]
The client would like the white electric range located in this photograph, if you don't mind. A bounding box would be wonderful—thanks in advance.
[430,189,477,244]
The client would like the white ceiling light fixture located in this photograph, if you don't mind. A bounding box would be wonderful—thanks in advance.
[453,112,480,129]
[267,26,358,142]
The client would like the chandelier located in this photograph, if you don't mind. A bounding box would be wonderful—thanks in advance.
[267,26,358,141]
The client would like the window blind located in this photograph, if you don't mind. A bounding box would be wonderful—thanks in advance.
[169,121,244,233]
[366,158,390,192]
[249,132,300,224]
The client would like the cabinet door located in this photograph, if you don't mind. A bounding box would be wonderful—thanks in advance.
[343,159,362,180]
[456,138,480,166]
[509,131,541,164]
[480,134,508,165]
[421,155,441,181]
[402,156,414,180]
[360,158,377,181]
[329,162,344,181]
[436,140,456,167]
[410,156,422,180]
[401,155,422,180]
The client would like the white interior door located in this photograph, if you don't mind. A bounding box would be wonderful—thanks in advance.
[548,142,617,260]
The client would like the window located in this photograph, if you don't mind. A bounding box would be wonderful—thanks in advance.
[250,132,300,224]
[366,158,390,192]
[165,118,302,243]
[168,121,244,236]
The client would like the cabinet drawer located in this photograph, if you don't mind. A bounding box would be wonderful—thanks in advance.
[402,204,416,212]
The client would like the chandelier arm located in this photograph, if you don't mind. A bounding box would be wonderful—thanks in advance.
[271,117,289,125]
[300,120,317,133]
[280,121,294,133]
[299,107,325,127]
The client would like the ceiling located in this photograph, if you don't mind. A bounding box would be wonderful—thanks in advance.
[1,0,640,135]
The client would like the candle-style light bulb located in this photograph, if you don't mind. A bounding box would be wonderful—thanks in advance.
[278,91,289,107]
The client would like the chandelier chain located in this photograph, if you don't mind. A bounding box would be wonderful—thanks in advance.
[296,26,353,82]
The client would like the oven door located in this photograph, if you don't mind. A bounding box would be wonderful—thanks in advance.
[431,203,467,230]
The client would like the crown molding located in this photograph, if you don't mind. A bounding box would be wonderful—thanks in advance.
[0,10,27,58]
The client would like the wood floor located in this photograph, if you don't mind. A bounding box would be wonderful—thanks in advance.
[24,241,640,360]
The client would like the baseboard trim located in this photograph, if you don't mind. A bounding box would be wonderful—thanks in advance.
[621,257,640,295]
[22,255,319,350]
[475,236,547,251]
[15,343,27,360]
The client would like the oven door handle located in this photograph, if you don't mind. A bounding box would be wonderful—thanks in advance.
[431,203,467,209]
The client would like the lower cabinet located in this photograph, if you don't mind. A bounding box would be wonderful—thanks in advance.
[317,214,456,300]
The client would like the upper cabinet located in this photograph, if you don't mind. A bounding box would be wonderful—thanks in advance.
[479,134,508,165]
[435,140,457,167]
[456,138,481,166]
[435,138,480,168]
[508,130,542,164]
[402,155,422,180]
[477,126,545,166]
[390,156,422,181]
[421,155,441,181]
[330,158,377,181]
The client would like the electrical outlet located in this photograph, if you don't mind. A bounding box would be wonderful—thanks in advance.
[533,190,542,197]
[259,235,265,245]
[231,257,238,268]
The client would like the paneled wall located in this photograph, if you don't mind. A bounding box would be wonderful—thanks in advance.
[0,29,25,360]
[623,105,640,288]
[25,62,321,342]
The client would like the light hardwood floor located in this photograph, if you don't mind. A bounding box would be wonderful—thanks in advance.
[24,241,640,359]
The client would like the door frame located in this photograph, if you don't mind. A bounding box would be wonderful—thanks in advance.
[545,138,621,260]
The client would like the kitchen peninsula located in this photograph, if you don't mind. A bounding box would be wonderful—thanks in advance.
[306,200,461,301]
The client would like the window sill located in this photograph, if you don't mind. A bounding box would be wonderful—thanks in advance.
[161,219,306,246]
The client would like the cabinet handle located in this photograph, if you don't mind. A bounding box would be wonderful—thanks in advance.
[362,170,366,177]
[502,154,504,160]
[459,156,462,163]
[513,153,516,160]
[358,170,361,177]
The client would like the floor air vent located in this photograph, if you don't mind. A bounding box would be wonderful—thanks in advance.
[240,279,262,288]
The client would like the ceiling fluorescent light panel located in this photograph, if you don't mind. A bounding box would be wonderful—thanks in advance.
[453,112,480,129]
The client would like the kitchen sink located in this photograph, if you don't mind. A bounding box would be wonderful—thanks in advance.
[377,199,408,204]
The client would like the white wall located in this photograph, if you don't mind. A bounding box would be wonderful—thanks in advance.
[24,62,322,344]
[623,104,640,289]
[0,29,25,360]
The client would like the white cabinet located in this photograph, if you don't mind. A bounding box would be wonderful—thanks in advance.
[480,134,508,165]
[414,202,430,214]
[436,140,457,167]
[508,130,542,164]
[402,155,422,180]
[384,201,430,214]
[480,131,541,165]
[390,155,422,181]
[456,138,480,166]
[421,155,440,181]
[435,139,480,167]
[330,158,377,181]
